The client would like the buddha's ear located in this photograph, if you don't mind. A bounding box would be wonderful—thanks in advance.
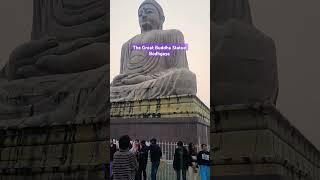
[159,16,165,29]
[161,15,165,24]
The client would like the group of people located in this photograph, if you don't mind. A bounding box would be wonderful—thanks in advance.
[173,142,210,180]
[110,135,162,180]
[110,135,210,180]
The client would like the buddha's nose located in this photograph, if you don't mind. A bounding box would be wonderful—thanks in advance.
[142,14,147,20]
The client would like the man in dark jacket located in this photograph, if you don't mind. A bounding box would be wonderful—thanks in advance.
[149,138,162,180]
[197,144,210,180]
[138,140,148,180]
[173,141,189,180]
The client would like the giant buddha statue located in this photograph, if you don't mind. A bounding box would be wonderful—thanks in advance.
[110,0,197,102]
[213,0,279,106]
[3,0,107,80]
[0,0,107,125]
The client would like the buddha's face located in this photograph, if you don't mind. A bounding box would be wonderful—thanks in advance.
[138,4,163,32]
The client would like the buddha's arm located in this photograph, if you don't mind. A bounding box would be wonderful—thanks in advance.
[111,40,154,86]
[111,44,129,86]
[164,30,189,69]
[35,42,107,74]
[111,73,155,86]
[6,36,58,80]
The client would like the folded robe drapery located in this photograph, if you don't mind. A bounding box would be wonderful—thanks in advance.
[0,66,108,127]
[110,29,197,102]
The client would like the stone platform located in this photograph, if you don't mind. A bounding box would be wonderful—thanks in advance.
[211,103,320,180]
[110,95,210,144]
[0,123,108,179]
[0,67,108,179]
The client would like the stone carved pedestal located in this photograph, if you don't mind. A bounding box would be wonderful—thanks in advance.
[111,95,210,145]
[0,68,108,180]
[211,104,320,180]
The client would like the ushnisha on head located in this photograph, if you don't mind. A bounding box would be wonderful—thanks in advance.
[138,0,165,33]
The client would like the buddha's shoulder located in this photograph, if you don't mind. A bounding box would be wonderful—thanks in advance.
[122,34,141,47]
[155,29,184,36]
[122,29,185,46]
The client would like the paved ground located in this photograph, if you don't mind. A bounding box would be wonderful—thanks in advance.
[146,160,201,180]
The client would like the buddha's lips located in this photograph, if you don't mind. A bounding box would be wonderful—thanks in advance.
[141,23,153,31]
[141,20,152,25]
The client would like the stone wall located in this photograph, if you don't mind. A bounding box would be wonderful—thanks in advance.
[111,95,210,144]
[0,66,109,179]
[211,103,320,180]
[0,123,108,179]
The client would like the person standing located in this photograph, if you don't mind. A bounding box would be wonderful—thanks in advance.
[130,139,141,180]
[173,141,189,180]
[113,135,138,180]
[138,140,148,180]
[149,138,162,180]
[197,144,210,180]
[188,143,198,180]
[130,139,141,156]
[110,140,118,179]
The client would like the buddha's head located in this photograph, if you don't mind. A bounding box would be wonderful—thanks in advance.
[213,0,252,25]
[138,0,165,33]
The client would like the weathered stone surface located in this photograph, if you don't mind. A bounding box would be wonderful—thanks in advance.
[213,20,278,106]
[213,0,278,106]
[0,167,106,180]
[2,0,107,80]
[0,66,108,127]
[212,164,313,180]
[110,0,197,102]
[211,104,320,180]
[213,0,253,25]
[111,95,209,121]
[0,1,109,179]
[0,124,108,179]
[111,95,210,144]
[111,117,209,144]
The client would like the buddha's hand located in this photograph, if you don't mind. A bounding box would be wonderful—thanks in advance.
[7,36,58,79]
[111,74,128,86]
[121,74,149,85]
[35,42,107,74]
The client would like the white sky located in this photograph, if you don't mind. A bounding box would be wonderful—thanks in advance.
[110,0,210,107]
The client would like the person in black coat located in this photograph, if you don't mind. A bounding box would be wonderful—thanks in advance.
[138,140,148,180]
[149,138,162,180]
[173,141,189,180]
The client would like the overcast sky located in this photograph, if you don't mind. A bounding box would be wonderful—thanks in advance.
[110,0,210,107]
